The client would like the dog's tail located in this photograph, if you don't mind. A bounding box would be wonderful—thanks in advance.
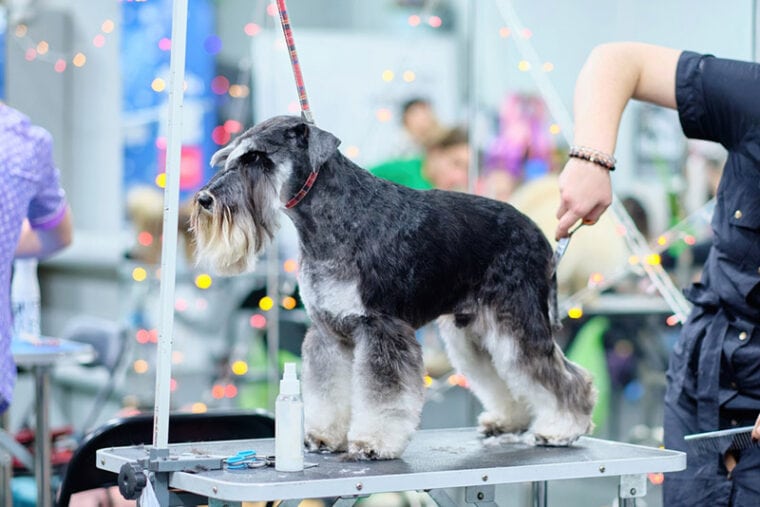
[547,271,562,333]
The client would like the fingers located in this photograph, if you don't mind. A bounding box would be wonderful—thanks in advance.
[752,413,760,441]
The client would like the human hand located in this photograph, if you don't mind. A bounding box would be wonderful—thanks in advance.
[752,412,760,441]
[555,158,613,240]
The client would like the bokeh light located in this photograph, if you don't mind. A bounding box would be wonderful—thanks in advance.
[521,28,533,38]
[36,41,49,55]
[567,307,583,319]
[15,24,28,37]
[170,378,177,392]
[133,359,149,374]
[542,62,555,72]
[282,296,297,310]
[518,60,531,72]
[155,172,167,188]
[229,84,249,98]
[628,255,640,266]
[191,402,208,414]
[211,75,230,95]
[549,124,561,135]
[195,273,213,289]
[151,78,166,93]
[203,35,222,55]
[137,231,153,247]
[24,48,37,61]
[93,34,106,48]
[232,360,249,376]
[423,375,433,387]
[666,315,680,327]
[212,125,231,145]
[381,69,394,82]
[402,70,416,83]
[211,384,225,399]
[136,329,150,344]
[72,53,87,67]
[224,384,238,398]
[684,235,696,246]
[283,259,298,273]
[250,314,267,329]
[244,22,261,37]
[344,146,360,159]
[224,120,243,134]
[132,267,148,282]
[54,59,66,73]
[499,27,511,38]
[645,253,661,266]
[376,108,392,123]
[408,14,421,27]
[102,19,115,34]
[158,37,172,51]
[428,16,442,28]
[259,296,274,311]
[172,351,184,364]
[175,298,188,312]
[266,3,277,16]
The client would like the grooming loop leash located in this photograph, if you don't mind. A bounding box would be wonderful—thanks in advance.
[275,0,320,209]
[276,0,314,125]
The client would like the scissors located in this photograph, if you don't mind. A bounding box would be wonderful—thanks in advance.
[551,222,584,275]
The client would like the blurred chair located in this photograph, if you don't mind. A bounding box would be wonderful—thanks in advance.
[59,315,131,436]
[55,410,275,507]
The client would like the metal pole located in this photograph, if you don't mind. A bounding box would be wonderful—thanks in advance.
[531,481,548,507]
[34,366,52,507]
[467,0,479,194]
[152,0,189,451]
[266,248,281,410]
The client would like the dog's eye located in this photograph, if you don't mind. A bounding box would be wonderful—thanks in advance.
[238,150,266,166]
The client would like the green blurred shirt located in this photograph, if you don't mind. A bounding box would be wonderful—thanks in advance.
[369,157,432,190]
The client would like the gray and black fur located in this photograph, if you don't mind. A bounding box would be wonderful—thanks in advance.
[191,115,595,460]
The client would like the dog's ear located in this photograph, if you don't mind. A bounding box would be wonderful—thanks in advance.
[292,123,341,170]
[210,142,237,167]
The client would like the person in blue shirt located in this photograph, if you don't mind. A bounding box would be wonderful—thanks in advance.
[555,42,760,506]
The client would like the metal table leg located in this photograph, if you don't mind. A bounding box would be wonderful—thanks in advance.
[531,481,547,507]
[34,365,52,507]
[618,474,647,507]
[1,447,12,507]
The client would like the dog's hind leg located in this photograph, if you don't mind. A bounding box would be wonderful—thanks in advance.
[437,315,532,437]
[483,312,596,447]
[302,326,353,452]
[346,316,424,460]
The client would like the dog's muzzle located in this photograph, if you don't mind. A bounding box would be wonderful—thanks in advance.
[196,191,214,212]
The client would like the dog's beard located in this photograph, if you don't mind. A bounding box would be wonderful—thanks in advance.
[191,204,272,275]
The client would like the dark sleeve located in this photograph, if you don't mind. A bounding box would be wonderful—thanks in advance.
[676,50,760,149]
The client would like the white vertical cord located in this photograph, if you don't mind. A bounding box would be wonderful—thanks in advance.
[493,0,692,322]
[153,0,189,450]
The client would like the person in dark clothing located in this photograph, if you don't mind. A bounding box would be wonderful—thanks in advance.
[555,42,760,506]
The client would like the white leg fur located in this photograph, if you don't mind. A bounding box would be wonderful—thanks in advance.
[437,315,532,435]
[478,312,591,446]
[301,327,353,452]
[346,327,424,459]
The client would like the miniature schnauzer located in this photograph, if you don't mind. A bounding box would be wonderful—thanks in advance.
[191,115,595,460]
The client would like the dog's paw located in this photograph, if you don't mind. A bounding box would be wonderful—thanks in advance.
[532,433,581,447]
[305,430,347,453]
[529,412,592,447]
[477,411,531,437]
[344,440,400,461]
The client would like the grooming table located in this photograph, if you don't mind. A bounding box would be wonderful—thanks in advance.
[96,427,685,506]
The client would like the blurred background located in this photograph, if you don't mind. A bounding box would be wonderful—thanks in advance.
[1,0,758,505]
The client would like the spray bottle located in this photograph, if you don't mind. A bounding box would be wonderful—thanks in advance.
[11,259,41,341]
[275,362,304,471]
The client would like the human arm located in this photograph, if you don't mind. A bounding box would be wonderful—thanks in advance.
[555,42,682,239]
[14,208,73,259]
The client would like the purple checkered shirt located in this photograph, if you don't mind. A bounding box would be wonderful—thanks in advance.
[0,104,67,413]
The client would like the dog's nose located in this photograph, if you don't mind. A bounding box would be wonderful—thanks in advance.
[197,191,214,211]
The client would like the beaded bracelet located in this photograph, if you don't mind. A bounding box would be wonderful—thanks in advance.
[568,145,616,171]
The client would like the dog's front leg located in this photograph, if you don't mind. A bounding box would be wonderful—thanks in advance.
[347,316,424,460]
[302,326,353,452]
